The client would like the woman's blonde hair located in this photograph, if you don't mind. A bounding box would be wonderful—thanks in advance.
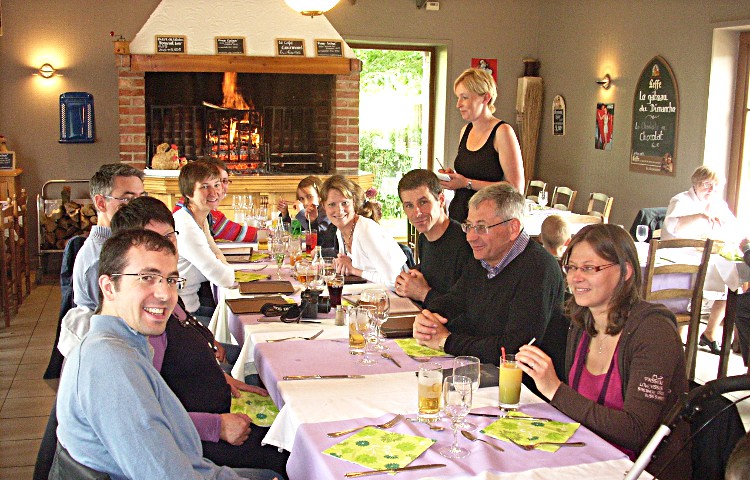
[454,68,497,113]
[320,175,381,223]
[691,166,720,187]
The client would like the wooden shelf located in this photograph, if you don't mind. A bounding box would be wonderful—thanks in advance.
[130,54,361,75]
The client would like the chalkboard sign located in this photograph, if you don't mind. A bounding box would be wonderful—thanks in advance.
[216,37,245,55]
[0,152,15,170]
[276,39,305,56]
[316,40,343,57]
[630,56,679,176]
[155,35,186,54]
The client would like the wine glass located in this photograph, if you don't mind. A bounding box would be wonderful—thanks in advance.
[353,305,378,366]
[439,375,472,459]
[360,288,390,350]
[270,239,287,280]
[537,190,548,208]
[453,356,480,430]
[294,260,314,290]
[636,225,649,243]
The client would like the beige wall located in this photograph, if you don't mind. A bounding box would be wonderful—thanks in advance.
[1,0,749,257]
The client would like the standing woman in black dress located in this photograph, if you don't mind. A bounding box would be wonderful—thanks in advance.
[441,68,524,222]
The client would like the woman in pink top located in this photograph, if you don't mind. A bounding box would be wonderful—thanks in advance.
[516,224,691,480]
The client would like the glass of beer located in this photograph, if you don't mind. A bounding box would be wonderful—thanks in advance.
[326,274,345,308]
[499,354,523,409]
[347,307,365,355]
[353,305,377,365]
[294,260,315,290]
[417,362,443,423]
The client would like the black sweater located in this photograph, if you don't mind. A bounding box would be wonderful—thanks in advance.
[419,219,475,305]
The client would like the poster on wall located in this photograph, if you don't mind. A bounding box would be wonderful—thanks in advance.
[471,58,497,83]
[630,55,678,176]
[595,103,614,150]
[553,95,565,136]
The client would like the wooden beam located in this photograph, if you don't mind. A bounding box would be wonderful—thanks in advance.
[130,54,360,75]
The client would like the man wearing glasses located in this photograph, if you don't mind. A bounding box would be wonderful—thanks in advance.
[56,229,279,480]
[413,184,568,378]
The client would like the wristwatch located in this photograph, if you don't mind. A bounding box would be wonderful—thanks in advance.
[438,335,449,353]
[466,179,473,190]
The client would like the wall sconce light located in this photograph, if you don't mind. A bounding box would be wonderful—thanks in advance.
[36,63,58,78]
[596,74,612,90]
[284,0,341,17]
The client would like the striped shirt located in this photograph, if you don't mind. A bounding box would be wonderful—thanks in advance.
[480,230,530,279]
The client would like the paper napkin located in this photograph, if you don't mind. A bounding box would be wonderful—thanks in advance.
[230,391,279,427]
[481,411,580,452]
[325,426,435,470]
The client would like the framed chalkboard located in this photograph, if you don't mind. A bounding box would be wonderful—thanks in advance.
[0,152,14,170]
[276,39,305,56]
[155,35,186,54]
[216,37,245,55]
[315,39,343,57]
[630,56,679,176]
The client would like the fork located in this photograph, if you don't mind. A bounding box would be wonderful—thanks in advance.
[326,414,404,438]
[406,354,431,362]
[266,329,324,342]
[507,437,586,450]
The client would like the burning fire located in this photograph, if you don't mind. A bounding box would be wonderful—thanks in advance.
[221,72,253,110]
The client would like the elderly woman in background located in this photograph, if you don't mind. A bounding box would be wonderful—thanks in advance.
[174,162,235,320]
[663,165,744,354]
[516,224,691,480]
[321,175,406,287]
[440,68,524,222]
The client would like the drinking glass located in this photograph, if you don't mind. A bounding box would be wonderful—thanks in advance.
[294,260,315,290]
[499,354,523,410]
[326,274,345,308]
[453,356,480,430]
[360,288,390,350]
[439,375,473,459]
[417,363,443,423]
[538,190,548,207]
[270,239,287,280]
[288,236,303,267]
[636,225,649,243]
[347,306,365,355]
[353,305,378,366]
[321,257,336,283]
[305,231,318,254]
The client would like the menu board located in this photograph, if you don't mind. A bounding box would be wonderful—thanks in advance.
[277,39,305,56]
[216,37,245,55]
[630,56,679,176]
[316,40,343,57]
[155,35,186,54]
[0,152,14,170]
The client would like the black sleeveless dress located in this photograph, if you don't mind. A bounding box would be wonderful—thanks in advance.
[449,121,506,222]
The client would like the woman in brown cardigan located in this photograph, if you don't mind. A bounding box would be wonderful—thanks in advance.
[517,224,691,480]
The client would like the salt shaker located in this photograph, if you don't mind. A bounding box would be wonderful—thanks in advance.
[335,305,347,326]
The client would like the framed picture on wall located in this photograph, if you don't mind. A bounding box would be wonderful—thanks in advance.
[471,58,497,83]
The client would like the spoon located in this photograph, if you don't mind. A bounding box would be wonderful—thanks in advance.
[461,430,504,452]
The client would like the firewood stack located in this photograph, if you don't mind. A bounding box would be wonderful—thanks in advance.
[39,186,96,250]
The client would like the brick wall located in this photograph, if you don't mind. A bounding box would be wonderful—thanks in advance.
[331,73,360,174]
[117,55,147,170]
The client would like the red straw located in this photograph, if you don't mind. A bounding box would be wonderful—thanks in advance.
[501,347,506,363]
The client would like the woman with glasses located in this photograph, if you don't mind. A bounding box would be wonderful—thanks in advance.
[516,224,691,480]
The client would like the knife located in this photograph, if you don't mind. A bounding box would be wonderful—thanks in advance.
[344,463,447,478]
[468,412,552,421]
[282,374,365,380]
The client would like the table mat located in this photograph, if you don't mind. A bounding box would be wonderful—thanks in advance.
[393,338,448,357]
[234,272,269,283]
[230,391,279,427]
[481,411,580,452]
[239,280,295,295]
[324,426,435,470]
[226,296,287,314]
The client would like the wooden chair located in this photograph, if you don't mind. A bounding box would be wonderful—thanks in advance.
[550,186,577,211]
[525,180,547,203]
[0,201,16,326]
[12,189,31,303]
[406,221,419,264]
[642,238,713,381]
[586,192,613,223]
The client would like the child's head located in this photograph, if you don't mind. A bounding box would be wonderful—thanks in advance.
[540,215,570,258]
[296,176,323,209]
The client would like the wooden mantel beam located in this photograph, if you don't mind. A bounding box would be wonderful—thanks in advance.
[129,54,361,75]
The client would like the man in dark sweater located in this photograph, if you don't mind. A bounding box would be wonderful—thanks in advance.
[394,169,474,304]
[413,184,568,377]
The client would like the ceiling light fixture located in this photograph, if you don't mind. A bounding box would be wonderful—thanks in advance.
[596,74,612,90]
[284,0,341,17]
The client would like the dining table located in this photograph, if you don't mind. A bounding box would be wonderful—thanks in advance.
[524,206,602,237]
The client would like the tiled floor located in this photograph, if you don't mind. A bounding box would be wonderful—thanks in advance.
[0,282,747,479]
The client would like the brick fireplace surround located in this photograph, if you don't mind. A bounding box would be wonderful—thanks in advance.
[116,52,362,173]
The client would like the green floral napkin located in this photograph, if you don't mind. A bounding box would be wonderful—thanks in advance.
[481,411,580,452]
[394,338,447,357]
[230,391,279,427]
[234,272,270,283]
[325,427,435,470]
[251,253,269,262]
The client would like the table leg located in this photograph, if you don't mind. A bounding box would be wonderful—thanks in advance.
[718,289,738,378]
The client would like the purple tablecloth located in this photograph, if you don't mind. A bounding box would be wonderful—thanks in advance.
[286,403,627,479]
[254,339,455,407]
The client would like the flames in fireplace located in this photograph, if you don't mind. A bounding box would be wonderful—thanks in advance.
[222,72,253,110]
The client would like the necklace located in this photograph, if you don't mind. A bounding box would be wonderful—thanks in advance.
[344,216,358,247]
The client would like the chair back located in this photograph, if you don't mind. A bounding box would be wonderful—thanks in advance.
[49,442,111,480]
[398,242,416,269]
[12,189,30,302]
[628,207,667,242]
[525,180,547,203]
[586,192,613,223]
[642,237,713,381]
[406,221,419,264]
[550,186,577,211]
[0,200,16,326]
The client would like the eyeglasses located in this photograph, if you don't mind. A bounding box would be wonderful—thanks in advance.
[461,218,513,235]
[163,231,179,240]
[698,181,720,190]
[104,192,149,203]
[109,273,186,289]
[562,263,617,275]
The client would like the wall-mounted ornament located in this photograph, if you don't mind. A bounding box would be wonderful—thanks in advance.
[59,92,95,144]
[552,95,565,136]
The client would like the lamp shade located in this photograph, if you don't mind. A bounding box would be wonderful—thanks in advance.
[284,0,341,17]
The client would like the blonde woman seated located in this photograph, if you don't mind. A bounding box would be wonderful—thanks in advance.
[321,175,406,287]
[516,224,691,480]
[174,162,235,318]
